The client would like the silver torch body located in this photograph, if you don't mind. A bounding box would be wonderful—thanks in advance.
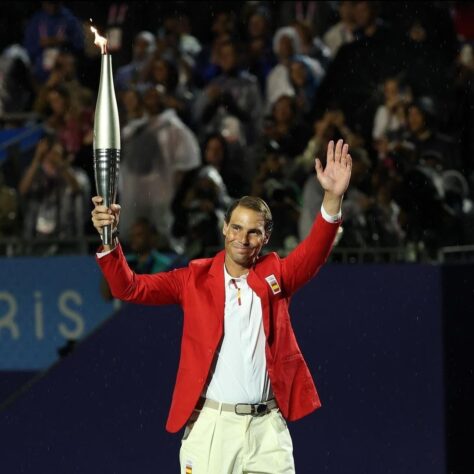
[93,53,121,245]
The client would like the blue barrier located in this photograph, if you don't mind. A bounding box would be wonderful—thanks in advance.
[0,255,114,370]
[0,264,445,473]
[0,125,44,162]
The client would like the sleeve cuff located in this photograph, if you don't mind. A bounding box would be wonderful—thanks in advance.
[96,242,119,259]
[321,204,342,223]
[97,249,114,259]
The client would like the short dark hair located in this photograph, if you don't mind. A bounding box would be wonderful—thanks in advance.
[224,196,273,234]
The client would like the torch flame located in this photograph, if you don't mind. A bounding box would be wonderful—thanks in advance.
[90,25,108,55]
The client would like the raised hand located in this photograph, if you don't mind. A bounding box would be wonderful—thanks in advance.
[315,139,352,198]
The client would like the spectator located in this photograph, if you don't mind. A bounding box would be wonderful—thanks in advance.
[193,39,263,146]
[118,86,200,241]
[19,137,90,240]
[43,84,93,159]
[393,149,451,256]
[366,164,405,247]
[120,88,144,128]
[175,172,226,259]
[140,57,193,123]
[262,94,312,159]
[372,77,409,142]
[397,2,458,98]
[23,2,84,84]
[34,51,93,116]
[292,19,331,71]
[245,7,276,93]
[289,55,323,119]
[203,133,250,198]
[265,26,300,108]
[277,1,334,39]
[154,10,201,62]
[323,1,355,58]
[444,43,474,179]
[0,170,19,237]
[442,170,474,246]
[252,146,300,250]
[404,97,458,169]
[316,1,401,136]
[0,44,35,114]
[115,31,155,92]
[194,11,238,85]
[172,133,238,246]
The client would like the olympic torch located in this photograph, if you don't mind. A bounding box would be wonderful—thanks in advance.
[91,25,120,245]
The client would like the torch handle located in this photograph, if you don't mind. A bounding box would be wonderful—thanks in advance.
[93,149,120,246]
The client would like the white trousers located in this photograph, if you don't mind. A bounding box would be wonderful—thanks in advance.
[179,404,295,474]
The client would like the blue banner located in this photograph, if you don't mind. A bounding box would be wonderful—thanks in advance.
[0,256,114,369]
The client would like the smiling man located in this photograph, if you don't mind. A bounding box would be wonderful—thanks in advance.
[92,139,352,473]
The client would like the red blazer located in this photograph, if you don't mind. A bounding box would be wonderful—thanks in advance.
[97,213,339,433]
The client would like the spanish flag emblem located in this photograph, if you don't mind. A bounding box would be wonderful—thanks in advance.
[265,274,281,294]
[185,462,192,474]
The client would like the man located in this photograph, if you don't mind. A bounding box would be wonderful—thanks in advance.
[20,137,90,240]
[92,139,352,473]
[193,39,263,145]
[118,85,201,240]
[23,2,84,84]
[114,31,155,92]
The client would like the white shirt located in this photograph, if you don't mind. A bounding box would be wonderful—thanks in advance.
[204,266,272,404]
[372,105,402,141]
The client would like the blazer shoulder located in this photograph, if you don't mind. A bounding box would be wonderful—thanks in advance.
[255,252,281,272]
[188,256,214,274]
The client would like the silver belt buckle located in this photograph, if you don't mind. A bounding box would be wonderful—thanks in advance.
[234,403,248,416]
[234,402,269,417]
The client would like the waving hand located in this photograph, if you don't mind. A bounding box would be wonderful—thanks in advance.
[315,139,352,198]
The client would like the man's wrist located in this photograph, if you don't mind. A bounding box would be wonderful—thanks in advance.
[322,192,343,216]
[321,204,341,223]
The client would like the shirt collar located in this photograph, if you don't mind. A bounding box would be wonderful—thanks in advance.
[224,264,248,288]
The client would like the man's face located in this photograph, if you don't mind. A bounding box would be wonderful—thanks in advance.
[273,96,293,123]
[384,80,400,103]
[205,138,224,166]
[133,37,151,61]
[152,59,169,84]
[48,91,66,115]
[353,1,373,30]
[143,88,161,115]
[223,206,268,270]
[278,35,294,59]
[290,61,307,87]
[407,106,426,134]
[218,44,237,72]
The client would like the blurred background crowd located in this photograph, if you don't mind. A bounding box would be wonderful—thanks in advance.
[0,0,473,264]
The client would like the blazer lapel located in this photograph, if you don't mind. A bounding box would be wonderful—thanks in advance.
[248,266,273,358]
[206,250,226,327]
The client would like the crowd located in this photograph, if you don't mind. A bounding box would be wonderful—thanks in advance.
[0,1,473,263]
